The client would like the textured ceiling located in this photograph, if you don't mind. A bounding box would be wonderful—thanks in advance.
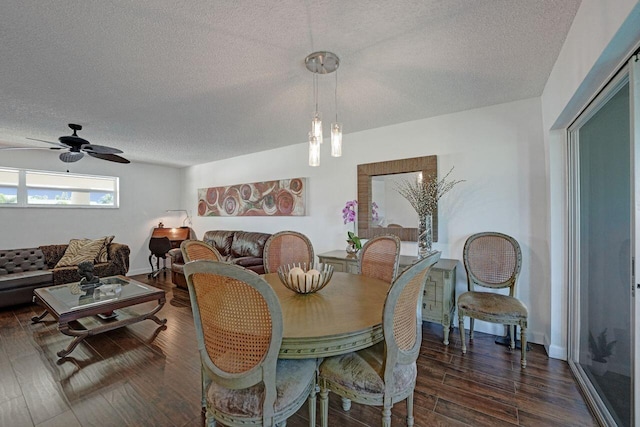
[0,0,581,167]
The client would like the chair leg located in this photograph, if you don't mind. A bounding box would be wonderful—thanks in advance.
[308,380,317,427]
[520,324,527,368]
[469,318,475,340]
[205,410,216,427]
[406,391,414,427]
[509,325,515,350]
[341,397,352,411]
[381,405,392,427]
[458,315,466,354]
[320,387,329,427]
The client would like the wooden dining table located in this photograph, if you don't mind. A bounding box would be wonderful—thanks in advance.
[262,271,391,359]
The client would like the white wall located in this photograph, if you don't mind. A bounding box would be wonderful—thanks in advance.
[1,150,181,275]
[183,96,549,343]
[541,0,640,359]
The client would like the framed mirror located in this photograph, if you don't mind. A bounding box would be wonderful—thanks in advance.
[357,155,438,242]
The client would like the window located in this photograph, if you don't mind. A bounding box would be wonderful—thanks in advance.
[0,169,19,204]
[0,168,118,208]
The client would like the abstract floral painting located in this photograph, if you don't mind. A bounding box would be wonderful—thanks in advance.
[197,178,306,217]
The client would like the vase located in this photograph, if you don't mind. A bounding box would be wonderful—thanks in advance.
[346,242,359,254]
[417,213,433,258]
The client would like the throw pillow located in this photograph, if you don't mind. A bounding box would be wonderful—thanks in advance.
[95,235,115,263]
[55,237,108,268]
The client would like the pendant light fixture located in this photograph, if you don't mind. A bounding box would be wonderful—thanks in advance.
[305,51,341,166]
[331,69,342,157]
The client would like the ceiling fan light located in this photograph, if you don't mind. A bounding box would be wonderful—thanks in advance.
[59,151,84,163]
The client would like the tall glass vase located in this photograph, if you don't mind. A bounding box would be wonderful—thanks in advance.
[417,213,433,258]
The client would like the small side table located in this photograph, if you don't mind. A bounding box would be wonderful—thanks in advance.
[317,251,458,345]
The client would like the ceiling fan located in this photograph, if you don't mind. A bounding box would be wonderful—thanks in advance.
[1,123,130,164]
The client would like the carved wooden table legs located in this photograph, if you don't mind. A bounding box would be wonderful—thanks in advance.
[32,299,167,358]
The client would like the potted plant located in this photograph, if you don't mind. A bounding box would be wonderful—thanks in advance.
[588,328,617,376]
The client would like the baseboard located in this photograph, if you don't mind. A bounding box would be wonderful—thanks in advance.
[545,335,567,360]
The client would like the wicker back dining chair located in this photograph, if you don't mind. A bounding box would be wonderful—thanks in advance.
[457,232,528,368]
[263,231,314,274]
[318,251,441,427]
[358,235,401,284]
[181,240,223,263]
[183,260,317,427]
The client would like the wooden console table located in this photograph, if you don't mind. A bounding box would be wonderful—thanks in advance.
[317,251,458,345]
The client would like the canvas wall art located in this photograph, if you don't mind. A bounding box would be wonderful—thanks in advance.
[197,178,306,217]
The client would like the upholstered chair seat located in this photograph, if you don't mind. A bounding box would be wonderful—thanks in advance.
[319,342,416,400]
[457,292,527,320]
[207,358,316,419]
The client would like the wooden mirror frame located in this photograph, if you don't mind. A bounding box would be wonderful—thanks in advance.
[357,155,438,242]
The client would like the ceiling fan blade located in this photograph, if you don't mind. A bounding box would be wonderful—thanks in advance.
[87,152,130,164]
[60,151,84,163]
[0,146,62,151]
[26,137,66,148]
[81,144,123,154]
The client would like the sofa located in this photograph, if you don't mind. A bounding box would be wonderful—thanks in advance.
[169,230,271,288]
[0,242,130,308]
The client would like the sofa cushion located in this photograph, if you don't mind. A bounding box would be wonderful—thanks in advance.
[203,231,235,256]
[55,237,108,267]
[0,270,52,291]
[233,256,264,268]
[96,235,115,263]
[0,248,47,275]
[231,232,271,258]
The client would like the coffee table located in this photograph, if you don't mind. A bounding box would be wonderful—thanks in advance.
[32,276,167,358]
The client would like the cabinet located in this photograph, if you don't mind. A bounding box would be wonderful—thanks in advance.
[317,251,458,345]
[421,259,457,345]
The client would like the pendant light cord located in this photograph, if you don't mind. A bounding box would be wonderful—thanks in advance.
[335,69,339,122]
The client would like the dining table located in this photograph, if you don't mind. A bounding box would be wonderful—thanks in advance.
[262,271,391,359]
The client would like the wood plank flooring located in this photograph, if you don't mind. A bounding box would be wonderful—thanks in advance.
[0,274,597,426]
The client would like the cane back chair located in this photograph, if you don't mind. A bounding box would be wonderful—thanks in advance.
[318,251,441,427]
[358,234,401,284]
[263,231,314,274]
[181,239,223,263]
[457,232,528,368]
[183,260,317,427]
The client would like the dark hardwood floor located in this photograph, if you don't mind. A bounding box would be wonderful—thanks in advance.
[0,274,597,427]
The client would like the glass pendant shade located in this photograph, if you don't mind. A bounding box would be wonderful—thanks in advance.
[308,132,320,167]
[331,122,342,157]
[311,112,323,143]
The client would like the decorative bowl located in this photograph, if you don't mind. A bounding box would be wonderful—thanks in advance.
[277,263,334,294]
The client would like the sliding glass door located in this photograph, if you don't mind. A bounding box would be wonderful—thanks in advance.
[568,56,637,426]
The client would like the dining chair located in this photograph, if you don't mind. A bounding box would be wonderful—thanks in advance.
[180,239,223,262]
[183,260,318,427]
[457,232,528,368]
[263,231,314,273]
[358,234,401,284]
[318,251,441,427]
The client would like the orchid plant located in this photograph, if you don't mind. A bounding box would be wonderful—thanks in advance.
[342,200,362,249]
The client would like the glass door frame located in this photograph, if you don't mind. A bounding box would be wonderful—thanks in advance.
[567,63,633,426]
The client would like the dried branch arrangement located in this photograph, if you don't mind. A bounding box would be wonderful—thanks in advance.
[395,167,464,216]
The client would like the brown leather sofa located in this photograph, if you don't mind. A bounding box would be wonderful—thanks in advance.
[0,243,130,308]
[169,230,271,288]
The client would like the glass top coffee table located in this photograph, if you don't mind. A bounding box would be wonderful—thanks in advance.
[32,276,167,358]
